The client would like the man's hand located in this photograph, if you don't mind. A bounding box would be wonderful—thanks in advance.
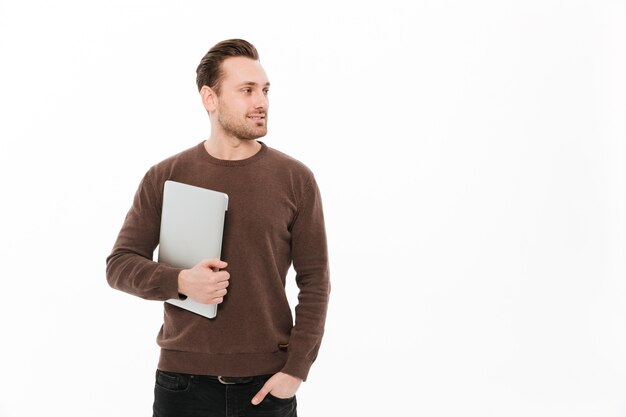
[177,258,230,304]
[251,372,302,405]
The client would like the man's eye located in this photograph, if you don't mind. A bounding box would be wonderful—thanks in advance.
[242,88,251,94]
[263,89,270,95]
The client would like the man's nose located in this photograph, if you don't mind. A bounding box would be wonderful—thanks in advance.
[254,92,268,109]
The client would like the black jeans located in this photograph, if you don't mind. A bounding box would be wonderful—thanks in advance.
[153,370,297,417]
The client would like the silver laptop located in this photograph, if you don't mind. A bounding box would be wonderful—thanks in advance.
[158,180,229,319]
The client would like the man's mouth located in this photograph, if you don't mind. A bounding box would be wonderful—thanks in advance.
[247,114,265,121]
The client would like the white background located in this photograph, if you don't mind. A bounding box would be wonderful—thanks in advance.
[1,1,625,416]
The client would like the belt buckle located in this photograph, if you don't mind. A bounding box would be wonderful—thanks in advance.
[218,376,237,385]
[218,376,254,385]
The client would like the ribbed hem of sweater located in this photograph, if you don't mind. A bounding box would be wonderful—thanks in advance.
[158,349,290,378]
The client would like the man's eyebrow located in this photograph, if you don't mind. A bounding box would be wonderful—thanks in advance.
[237,81,271,87]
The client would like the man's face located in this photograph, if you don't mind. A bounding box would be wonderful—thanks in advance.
[213,57,270,140]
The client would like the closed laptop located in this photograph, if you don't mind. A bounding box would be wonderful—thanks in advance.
[158,180,228,319]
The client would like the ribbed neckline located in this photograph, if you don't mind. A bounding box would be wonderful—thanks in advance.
[196,140,268,167]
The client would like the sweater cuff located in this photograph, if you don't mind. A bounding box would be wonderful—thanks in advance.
[280,353,313,382]
[158,265,184,300]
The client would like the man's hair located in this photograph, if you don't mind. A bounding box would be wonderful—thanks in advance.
[196,39,260,95]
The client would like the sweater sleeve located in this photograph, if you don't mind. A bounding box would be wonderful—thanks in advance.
[281,176,331,381]
[106,171,182,300]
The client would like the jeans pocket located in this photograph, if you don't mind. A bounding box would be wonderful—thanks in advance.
[266,392,296,403]
[155,370,191,392]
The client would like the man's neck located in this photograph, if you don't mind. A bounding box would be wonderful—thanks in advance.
[203,136,262,161]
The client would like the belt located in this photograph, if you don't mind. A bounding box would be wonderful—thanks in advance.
[157,370,271,385]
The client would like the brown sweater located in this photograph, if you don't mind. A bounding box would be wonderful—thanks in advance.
[106,141,330,381]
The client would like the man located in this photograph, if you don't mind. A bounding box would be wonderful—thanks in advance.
[106,39,330,417]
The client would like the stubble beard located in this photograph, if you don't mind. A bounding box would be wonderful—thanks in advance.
[218,111,268,141]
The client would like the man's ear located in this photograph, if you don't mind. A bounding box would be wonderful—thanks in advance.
[200,85,217,112]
